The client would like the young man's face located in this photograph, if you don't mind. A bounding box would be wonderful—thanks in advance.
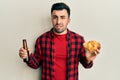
[51,9,70,34]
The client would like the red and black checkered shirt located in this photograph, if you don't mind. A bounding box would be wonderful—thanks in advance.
[26,28,93,80]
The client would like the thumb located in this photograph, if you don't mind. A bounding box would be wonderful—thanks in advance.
[27,48,32,55]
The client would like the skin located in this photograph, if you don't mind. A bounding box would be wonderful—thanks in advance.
[19,9,100,63]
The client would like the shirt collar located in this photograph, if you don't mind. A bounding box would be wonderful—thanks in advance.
[49,28,71,40]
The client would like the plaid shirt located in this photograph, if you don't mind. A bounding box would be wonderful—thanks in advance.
[26,28,93,80]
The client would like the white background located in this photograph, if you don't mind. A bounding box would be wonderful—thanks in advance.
[0,0,120,80]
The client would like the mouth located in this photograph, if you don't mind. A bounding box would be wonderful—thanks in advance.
[55,25,62,29]
[56,26,61,29]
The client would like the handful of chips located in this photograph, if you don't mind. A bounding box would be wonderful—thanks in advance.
[84,40,101,52]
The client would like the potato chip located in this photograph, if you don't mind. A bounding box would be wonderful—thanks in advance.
[84,40,101,52]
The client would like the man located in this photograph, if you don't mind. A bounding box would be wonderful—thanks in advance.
[19,2,100,80]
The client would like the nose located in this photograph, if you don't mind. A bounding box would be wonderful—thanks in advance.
[57,18,61,24]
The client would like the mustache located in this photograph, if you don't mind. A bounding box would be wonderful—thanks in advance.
[55,23,63,26]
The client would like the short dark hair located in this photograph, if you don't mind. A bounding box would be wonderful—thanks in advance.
[51,2,70,17]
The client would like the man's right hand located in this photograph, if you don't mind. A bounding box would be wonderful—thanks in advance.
[19,47,31,59]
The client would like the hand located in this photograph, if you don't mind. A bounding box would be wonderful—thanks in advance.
[19,47,31,59]
[85,49,100,63]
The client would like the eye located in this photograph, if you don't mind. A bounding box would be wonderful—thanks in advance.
[61,16,66,19]
[52,16,57,19]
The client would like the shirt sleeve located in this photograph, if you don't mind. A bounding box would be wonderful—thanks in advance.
[26,38,42,69]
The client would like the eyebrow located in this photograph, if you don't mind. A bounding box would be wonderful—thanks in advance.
[52,15,66,17]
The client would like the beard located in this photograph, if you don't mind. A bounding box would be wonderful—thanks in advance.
[53,26,67,33]
[54,28,65,33]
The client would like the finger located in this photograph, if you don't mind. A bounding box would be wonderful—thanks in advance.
[19,48,27,53]
[27,48,32,54]
[96,49,100,54]
[98,46,101,50]
[20,47,27,52]
[21,53,27,59]
[94,51,98,55]
[19,48,27,59]
[90,52,97,56]
[19,52,27,59]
